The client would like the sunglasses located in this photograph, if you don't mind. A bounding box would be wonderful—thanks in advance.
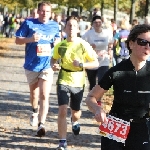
[136,38,150,46]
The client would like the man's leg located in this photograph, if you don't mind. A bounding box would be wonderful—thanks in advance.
[57,105,68,149]
[36,68,54,137]
[70,86,84,135]
[71,109,81,135]
[38,78,52,124]
[86,69,97,91]
[28,80,39,127]
[58,104,68,139]
[71,110,81,122]
[36,78,52,137]
[29,82,39,112]
[57,84,69,150]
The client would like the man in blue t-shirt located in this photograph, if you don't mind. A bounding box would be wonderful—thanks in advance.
[15,1,60,137]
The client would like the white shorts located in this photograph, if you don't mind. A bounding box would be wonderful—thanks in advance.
[25,68,54,85]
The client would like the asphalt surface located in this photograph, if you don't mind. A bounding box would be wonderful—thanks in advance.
[0,43,102,150]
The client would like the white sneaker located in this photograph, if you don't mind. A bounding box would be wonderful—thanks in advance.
[30,113,38,126]
[37,123,45,137]
[57,142,67,150]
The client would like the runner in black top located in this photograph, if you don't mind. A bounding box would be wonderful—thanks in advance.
[85,24,150,150]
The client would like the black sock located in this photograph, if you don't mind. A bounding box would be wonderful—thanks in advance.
[38,122,44,127]
[32,108,38,113]
[59,139,66,143]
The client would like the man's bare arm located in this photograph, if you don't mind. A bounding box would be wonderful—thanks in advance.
[50,57,60,71]
[15,33,40,45]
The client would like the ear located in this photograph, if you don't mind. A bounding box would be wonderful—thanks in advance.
[129,41,134,51]
[37,10,40,14]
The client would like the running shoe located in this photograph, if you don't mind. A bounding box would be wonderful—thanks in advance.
[37,123,45,137]
[56,141,67,150]
[30,112,38,126]
[72,123,80,135]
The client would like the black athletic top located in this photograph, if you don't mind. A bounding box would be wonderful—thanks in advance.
[99,58,150,120]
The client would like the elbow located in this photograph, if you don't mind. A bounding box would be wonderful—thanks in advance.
[15,39,21,45]
[15,41,20,45]
[85,94,91,105]
[15,38,25,45]
[85,98,89,107]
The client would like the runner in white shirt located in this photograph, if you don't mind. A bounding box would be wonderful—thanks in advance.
[82,16,113,91]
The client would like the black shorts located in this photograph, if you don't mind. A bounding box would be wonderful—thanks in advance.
[57,84,84,111]
[101,120,150,150]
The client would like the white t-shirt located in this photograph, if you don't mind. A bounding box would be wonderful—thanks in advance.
[78,20,88,36]
[82,28,113,67]
[0,14,4,25]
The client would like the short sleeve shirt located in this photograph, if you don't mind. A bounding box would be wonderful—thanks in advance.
[15,18,60,72]
[99,59,150,119]
[82,28,114,67]
[53,37,98,87]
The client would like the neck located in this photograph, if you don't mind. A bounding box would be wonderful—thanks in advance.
[67,36,77,42]
[94,28,102,33]
[130,55,146,71]
[38,18,48,24]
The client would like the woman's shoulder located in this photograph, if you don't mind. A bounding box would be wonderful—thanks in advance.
[109,59,131,71]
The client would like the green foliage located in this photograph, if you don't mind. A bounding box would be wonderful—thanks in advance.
[136,0,146,17]
[0,0,148,18]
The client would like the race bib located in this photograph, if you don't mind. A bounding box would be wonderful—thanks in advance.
[37,44,51,56]
[99,115,130,143]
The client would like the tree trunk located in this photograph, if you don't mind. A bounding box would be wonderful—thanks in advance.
[101,0,104,17]
[145,0,150,17]
[130,0,136,24]
[114,0,118,22]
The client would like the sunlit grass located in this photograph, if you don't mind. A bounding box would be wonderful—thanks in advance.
[102,86,114,113]
[0,37,15,56]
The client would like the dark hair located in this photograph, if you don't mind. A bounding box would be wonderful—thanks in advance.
[92,16,101,23]
[126,24,150,53]
[132,19,138,25]
[65,16,78,24]
[94,8,99,11]
[111,19,115,23]
[63,16,79,28]
[38,1,51,10]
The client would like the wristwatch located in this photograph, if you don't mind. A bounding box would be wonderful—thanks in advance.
[79,63,83,68]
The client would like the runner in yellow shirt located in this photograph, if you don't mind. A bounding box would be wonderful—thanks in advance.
[51,16,99,150]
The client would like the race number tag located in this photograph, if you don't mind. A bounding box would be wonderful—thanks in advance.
[99,115,130,143]
[37,44,51,56]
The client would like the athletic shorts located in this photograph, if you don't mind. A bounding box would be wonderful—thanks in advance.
[101,120,150,150]
[57,84,84,111]
[25,68,54,85]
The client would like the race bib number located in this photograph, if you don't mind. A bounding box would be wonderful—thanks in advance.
[37,44,51,56]
[99,115,130,143]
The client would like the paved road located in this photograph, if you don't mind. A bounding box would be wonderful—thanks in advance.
[0,44,101,150]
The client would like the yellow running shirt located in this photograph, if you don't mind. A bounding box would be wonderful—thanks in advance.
[53,37,98,87]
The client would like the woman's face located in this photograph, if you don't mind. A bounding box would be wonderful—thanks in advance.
[129,32,150,61]
[92,19,102,30]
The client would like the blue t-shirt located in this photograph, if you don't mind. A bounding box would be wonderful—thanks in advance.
[15,18,60,72]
